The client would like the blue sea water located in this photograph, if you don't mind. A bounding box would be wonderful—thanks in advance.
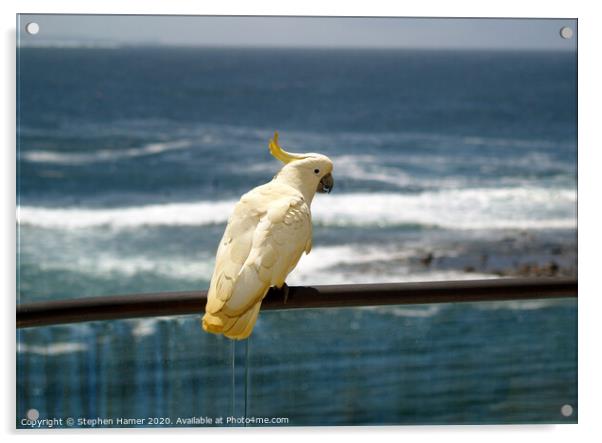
[17,47,577,426]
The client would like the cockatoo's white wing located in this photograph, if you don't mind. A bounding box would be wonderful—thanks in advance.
[202,184,312,339]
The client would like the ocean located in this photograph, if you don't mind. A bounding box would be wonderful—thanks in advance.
[17,47,577,426]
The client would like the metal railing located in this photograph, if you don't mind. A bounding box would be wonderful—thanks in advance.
[16,277,577,329]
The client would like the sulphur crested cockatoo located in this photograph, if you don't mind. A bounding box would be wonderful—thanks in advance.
[201,132,334,340]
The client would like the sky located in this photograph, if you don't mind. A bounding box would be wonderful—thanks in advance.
[18,15,577,50]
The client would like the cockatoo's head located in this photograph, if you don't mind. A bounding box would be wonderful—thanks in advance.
[269,132,334,196]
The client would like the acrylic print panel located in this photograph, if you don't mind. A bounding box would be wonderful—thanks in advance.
[16,15,577,428]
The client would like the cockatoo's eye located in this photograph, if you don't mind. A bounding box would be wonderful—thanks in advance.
[314,168,320,175]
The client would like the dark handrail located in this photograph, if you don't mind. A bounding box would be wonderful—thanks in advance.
[16,278,577,329]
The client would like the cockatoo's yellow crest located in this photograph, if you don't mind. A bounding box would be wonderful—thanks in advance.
[269,131,308,164]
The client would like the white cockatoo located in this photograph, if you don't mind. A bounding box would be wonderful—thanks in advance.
[201,132,334,339]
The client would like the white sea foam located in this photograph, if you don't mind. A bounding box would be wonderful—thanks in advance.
[288,266,497,287]
[368,305,444,318]
[21,140,192,164]
[18,200,237,229]
[18,187,576,231]
[37,252,216,281]
[311,188,576,230]
[31,244,405,283]
[130,319,159,338]
[286,244,498,286]
[25,239,496,287]
[474,299,567,311]
[18,342,88,355]
[331,154,415,188]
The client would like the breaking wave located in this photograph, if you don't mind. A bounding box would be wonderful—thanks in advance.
[20,140,192,164]
[22,242,498,287]
[18,187,576,231]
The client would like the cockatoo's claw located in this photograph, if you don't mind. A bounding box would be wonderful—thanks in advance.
[281,283,289,304]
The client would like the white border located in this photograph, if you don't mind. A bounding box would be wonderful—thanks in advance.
[3,1,601,442]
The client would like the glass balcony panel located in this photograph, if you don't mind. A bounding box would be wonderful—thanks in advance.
[16,297,577,427]
[17,317,234,427]
[246,298,577,425]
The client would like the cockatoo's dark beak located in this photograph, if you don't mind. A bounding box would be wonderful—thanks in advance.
[317,173,334,194]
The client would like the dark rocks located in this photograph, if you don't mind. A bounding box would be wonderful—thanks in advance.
[420,252,434,267]
[491,260,571,277]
